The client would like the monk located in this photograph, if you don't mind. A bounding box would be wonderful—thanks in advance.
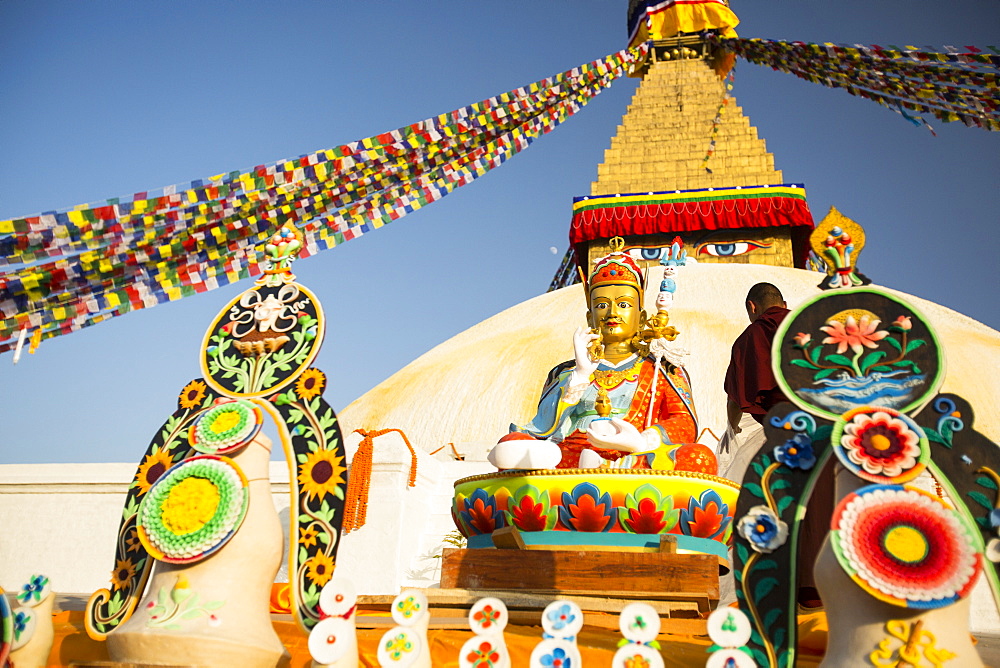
[722,282,830,609]
[724,282,789,431]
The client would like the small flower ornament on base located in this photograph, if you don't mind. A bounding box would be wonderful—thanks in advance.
[541,600,584,642]
[9,574,56,668]
[612,602,664,668]
[530,600,583,668]
[529,638,579,668]
[460,597,510,668]
[705,607,756,667]
[377,591,430,668]
[309,578,359,667]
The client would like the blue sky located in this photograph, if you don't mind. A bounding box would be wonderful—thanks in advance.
[1,0,997,464]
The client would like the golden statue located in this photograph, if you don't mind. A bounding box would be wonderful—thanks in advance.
[490,238,697,469]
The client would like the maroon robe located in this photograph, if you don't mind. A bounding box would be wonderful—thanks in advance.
[724,304,832,597]
[724,306,789,425]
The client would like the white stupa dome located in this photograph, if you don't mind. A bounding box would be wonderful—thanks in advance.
[338,263,1000,457]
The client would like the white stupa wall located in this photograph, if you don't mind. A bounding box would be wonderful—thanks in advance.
[0,436,493,598]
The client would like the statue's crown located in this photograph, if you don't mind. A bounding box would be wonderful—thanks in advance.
[589,236,644,292]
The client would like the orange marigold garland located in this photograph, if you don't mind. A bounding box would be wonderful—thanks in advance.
[343,434,373,534]
[343,428,418,533]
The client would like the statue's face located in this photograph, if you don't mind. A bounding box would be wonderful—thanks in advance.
[589,284,642,346]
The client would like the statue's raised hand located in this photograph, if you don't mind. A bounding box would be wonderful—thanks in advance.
[586,417,647,453]
[571,326,601,383]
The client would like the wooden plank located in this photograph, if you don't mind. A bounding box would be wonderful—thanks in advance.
[491,525,527,550]
[659,534,678,553]
[440,548,719,599]
[579,610,709,632]
[422,587,710,608]
[427,590,705,614]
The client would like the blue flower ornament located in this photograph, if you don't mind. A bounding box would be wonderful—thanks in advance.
[16,574,50,606]
[736,505,788,553]
[774,433,816,470]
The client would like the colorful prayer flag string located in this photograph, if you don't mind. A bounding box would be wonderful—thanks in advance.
[709,37,1000,131]
[0,44,649,354]
[701,68,735,173]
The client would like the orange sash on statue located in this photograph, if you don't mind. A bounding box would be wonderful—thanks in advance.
[555,358,696,468]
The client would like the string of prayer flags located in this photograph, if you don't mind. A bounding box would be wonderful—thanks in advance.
[710,37,1000,131]
[0,44,649,355]
[701,69,735,173]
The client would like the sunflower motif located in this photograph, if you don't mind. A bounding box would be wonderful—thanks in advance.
[304,551,336,587]
[110,557,138,590]
[178,379,208,410]
[296,368,326,401]
[298,449,346,501]
[134,449,176,495]
[125,527,142,552]
[299,525,319,549]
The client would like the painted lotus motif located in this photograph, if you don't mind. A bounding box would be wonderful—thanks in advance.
[790,311,928,414]
[618,483,679,534]
[451,472,739,553]
[559,482,615,532]
[503,484,557,532]
[456,488,505,536]
[676,489,730,540]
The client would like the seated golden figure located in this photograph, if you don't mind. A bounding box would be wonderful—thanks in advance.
[490,238,698,470]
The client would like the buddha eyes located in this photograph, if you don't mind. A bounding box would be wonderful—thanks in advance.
[695,240,770,257]
[625,247,667,261]
[624,241,771,260]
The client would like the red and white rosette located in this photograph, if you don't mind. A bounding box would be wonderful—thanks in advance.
[830,484,982,609]
[830,407,929,484]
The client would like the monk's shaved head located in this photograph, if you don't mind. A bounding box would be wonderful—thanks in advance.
[745,283,786,322]
[747,282,784,308]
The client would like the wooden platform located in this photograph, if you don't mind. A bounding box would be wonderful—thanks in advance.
[437,532,720,635]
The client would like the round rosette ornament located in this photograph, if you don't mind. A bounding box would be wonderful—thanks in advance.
[137,455,249,564]
[542,599,584,639]
[830,484,982,609]
[308,616,354,665]
[189,398,263,455]
[831,407,929,484]
[459,635,508,668]
[612,643,664,668]
[377,627,421,666]
[469,597,508,635]
[391,591,428,627]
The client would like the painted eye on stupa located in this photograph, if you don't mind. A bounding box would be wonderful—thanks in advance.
[624,246,668,262]
[695,240,771,257]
